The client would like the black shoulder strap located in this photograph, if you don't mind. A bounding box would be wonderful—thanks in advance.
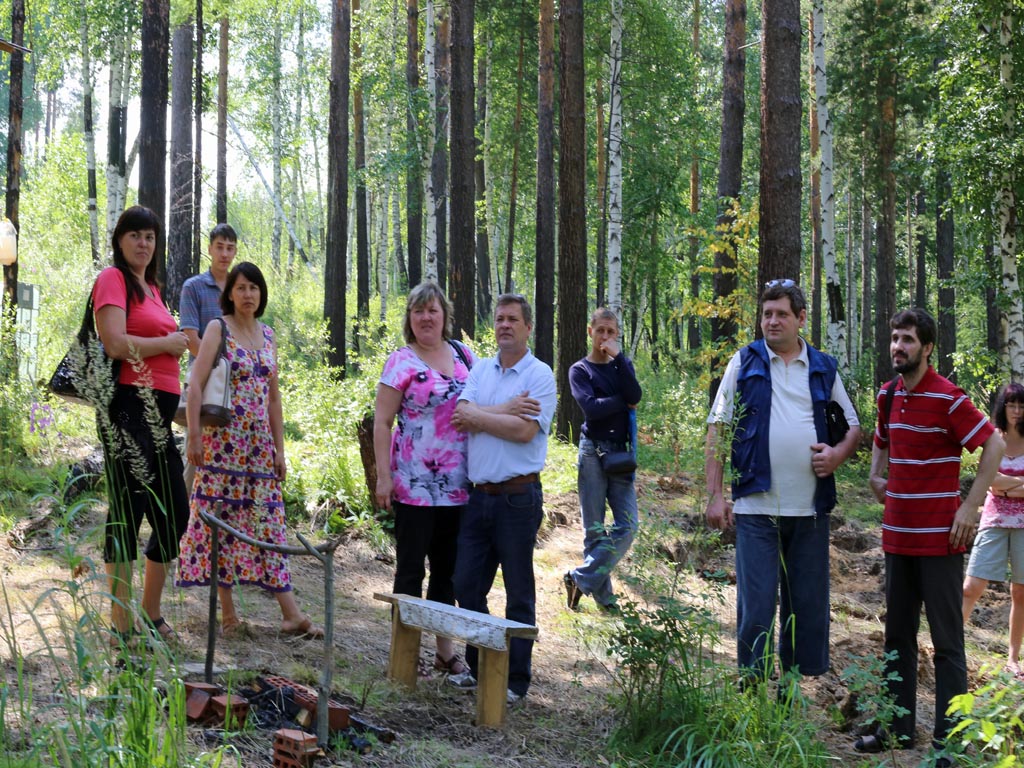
[448,339,471,370]
[882,377,898,435]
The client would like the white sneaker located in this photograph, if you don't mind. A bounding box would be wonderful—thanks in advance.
[506,689,524,704]
[447,671,477,690]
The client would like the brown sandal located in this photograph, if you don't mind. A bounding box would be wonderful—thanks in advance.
[433,652,467,675]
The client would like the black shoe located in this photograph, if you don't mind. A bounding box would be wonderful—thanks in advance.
[597,599,620,615]
[563,572,582,611]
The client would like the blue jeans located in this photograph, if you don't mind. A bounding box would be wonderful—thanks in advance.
[569,437,638,606]
[452,482,544,697]
[735,513,830,677]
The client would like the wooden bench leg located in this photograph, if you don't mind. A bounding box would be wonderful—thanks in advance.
[387,615,422,690]
[476,647,510,727]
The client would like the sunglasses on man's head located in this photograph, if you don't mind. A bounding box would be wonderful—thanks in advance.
[764,278,797,289]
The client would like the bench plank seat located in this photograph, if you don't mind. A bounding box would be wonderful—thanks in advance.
[373,592,538,727]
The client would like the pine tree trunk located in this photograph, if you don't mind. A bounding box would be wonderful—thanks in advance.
[2,0,24,323]
[449,0,476,337]
[474,39,491,323]
[687,0,700,351]
[534,0,555,365]
[605,0,623,321]
[873,0,898,385]
[711,0,745,404]
[139,0,170,279]
[595,77,607,308]
[325,0,350,372]
[354,0,370,328]
[168,20,194,315]
[504,9,526,292]
[757,0,802,293]
[808,12,822,348]
[556,0,586,442]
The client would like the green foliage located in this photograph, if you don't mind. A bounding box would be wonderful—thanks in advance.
[840,650,911,755]
[946,668,1024,767]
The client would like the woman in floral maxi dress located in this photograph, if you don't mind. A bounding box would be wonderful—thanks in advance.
[177,262,322,638]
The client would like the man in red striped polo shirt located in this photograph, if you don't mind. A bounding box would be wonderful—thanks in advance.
[856,308,1003,763]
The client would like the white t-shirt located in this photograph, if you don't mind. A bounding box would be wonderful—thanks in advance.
[707,339,859,517]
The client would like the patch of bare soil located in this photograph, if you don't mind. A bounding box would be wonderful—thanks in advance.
[0,471,1015,767]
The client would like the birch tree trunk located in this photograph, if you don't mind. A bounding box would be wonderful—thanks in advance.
[406,0,422,285]
[812,0,846,367]
[474,38,491,322]
[353,0,370,326]
[423,0,437,281]
[377,188,389,323]
[997,9,1023,377]
[687,0,700,351]
[216,16,229,223]
[595,77,606,307]
[80,8,100,265]
[105,32,130,244]
[271,13,283,271]
[2,0,24,322]
[193,0,203,273]
[606,0,624,322]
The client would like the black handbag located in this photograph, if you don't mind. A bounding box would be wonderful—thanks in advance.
[48,293,122,408]
[598,448,637,474]
[825,400,851,446]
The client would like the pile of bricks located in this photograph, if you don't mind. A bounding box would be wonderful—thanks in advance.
[185,681,249,729]
[272,728,320,768]
[261,675,351,733]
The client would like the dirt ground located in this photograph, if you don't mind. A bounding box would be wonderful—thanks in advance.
[1,466,1018,767]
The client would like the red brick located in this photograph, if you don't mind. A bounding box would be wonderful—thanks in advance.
[210,694,249,729]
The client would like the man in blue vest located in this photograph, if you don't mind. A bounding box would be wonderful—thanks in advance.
[705,279,861,683]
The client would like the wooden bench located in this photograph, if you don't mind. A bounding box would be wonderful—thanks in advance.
[373,592,539,727]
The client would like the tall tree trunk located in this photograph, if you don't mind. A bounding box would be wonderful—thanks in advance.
[354,0,370,331]
[406,0,422,286]
[105,31,130,243]
[846,185,855,366]
[873,0,898,385]
[2,0,24,324]
[687,0,701,351]
[860,156,873,363]
[449,0,475,337]
[936,168,955,379]
[434,10,450,290]
[81,8,100,265]
[483,32,499,302]
[423,0,438,281]
[557,0,586,442]
[812,0,845,365]
[139,0,171,281]
[193,0,204,274]
[377,188,389,323]
[474,35,491,323]
[325,0,350,372]
[595,77,607,307]
[757,0,802,296]
[605,0,623,321]
[216,16,229,223]
[271,12,283,271]
[534,0,555,364]
[997,9,1022,377]
[915,185,927,308]
[504,6,526,292]
[808,12,822,348]
[291,6,306,273]
[168,20,194,315]
[710,0,745,404]
[388,0,407,290]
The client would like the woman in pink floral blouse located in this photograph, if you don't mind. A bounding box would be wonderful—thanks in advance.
[374,281,474,675]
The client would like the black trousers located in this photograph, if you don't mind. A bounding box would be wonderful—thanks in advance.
[100,385,189,564]
[884,552,967,746]
[392,501,462,605]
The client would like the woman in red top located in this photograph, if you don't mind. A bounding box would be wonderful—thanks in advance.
[94,206,190,647]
